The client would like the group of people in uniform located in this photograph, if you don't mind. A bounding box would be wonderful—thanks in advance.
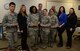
[2,2,77,51]
[28,4,58,50]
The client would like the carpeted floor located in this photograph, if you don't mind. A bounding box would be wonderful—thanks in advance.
[0,31,80,51]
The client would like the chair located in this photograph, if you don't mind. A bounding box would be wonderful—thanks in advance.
[73,18,80,40]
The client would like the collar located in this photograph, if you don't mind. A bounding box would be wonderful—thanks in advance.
[8,11,16,16]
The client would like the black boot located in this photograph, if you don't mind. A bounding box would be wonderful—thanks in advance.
[57,43,63,47]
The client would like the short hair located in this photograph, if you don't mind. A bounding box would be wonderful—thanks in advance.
[9,2,16,6]
[38,3,42,6]
[49,9,54,12]
[43,9,48,12]
[29,6,37,14]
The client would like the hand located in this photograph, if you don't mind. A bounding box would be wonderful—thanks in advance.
[70,28,73,31]
[32,24,38,26]
[20,30,23,33]
[11,23,17,26]
[51,26,55,28]
[38,22,40,24]
[59,25,62,28]
[59,23,64,28]
[30,23,38,27]
[40,24,45,27]
[30,23,35,26]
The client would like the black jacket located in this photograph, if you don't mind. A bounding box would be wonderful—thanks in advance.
[17,13,27,31]
[66,13,77,28]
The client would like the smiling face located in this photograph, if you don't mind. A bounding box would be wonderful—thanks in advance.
[38,3,42,10]
[9,4,15,12]
[30,6,37,14]
[22,6,26,12]
[51,6,55,10]
[32,7,36,13]
[43,9,48,16]
[49,9,54,16]
[69,8,74,14]
[60,7,64,13]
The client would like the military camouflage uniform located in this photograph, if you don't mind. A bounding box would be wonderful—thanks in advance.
[37,10,43,44]
[48,15,58,47]
[37,10,43,18]
[28,13,39,49]
[2,12,18,51]
[40,15,51,48]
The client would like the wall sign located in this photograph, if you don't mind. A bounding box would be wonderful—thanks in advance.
[4,3,9,10]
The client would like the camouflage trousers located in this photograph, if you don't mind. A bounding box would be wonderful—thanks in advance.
[40,28,50,45]
[29,28,38,47]
[6,28,18,51]
[48,28,57,44]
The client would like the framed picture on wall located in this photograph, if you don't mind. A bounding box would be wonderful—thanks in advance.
[78,5,80,10]
[4,3,9,10]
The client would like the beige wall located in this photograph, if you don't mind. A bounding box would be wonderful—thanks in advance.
[0,0,46,23]
[0,0,80,23]
[47,0,80,18]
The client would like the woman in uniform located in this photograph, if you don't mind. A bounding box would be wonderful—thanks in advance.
[28,6,39,50]
[48,9,58,47]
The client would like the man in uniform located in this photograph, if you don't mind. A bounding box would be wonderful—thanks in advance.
[2,2,18,51]
[40,9,51,49]
[37,3,43,46]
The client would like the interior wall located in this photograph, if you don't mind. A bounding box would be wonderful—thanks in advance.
[0,0,80,23]
[47,0,80,18]
[0,0,46,23]
[73,1,80,18]
[47,2,73,14]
